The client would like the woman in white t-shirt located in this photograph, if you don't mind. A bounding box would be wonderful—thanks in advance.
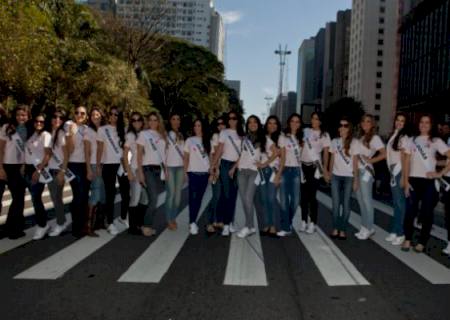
[300,112,331,234]
[277,113,303,237]
[124,111,147,235]
[402,115,450,253]
[165,113,185,231]
[83,107,105,237]
[384,112,410,246]
[184,118,213,235]
[328,117,359,240]
[24,114,52,240]
[97,107,130,236]
[442,134,450,255]
[354,114,386,240]
[0,105,30,239]
[137,111,167,237]
[212,111,244,237]
[56,106,89,238]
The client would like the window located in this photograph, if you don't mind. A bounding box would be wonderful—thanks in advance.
[378,39,384,45]
[377,61,383,67]
[376,82,382,89]
[377,71,382,78]
[377,50,383,56]
[375,104,381,111]
[378,28,384,34]
[375,93,381,100]
[380,6,385,14]
[375,115,380,121]
[379,17,385,24]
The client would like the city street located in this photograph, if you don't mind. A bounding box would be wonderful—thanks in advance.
[1,187,449,320]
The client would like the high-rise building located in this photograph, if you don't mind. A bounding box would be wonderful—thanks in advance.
[270,92,297,125]
[313,28,326,107]
[397,0,450,122]
[115,0,225,61]
[348,0,401,135]
[296,38,315,113]
[322,22,336,110]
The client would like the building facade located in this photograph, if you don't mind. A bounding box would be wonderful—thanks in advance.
[322,22,336,110]
[313,28,326,107]
[270,92,297,125]
[296,38,316,113]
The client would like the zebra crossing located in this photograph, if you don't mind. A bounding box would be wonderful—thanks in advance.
[1,189,450,289]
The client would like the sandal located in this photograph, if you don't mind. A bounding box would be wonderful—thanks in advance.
[413,244,425,253]
[141,226,156,237]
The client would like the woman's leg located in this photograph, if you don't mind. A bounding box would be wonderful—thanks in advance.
[48,170,66,226]
[331,175,341,231]
[25,166,46,228]
[390,173,406,236]
[219,160,238,226]
[404,178,421,243]
[289,168,301,228]
[143,167,161,228]
[165,167,177,222]
[102,164,119,225]
[118,173,130,220]
[188,173,209,224]
[280,169,293,232]
[341,177,353,232]
[300,165,314,223]
[417,180,439,247]
[4,165,26,238]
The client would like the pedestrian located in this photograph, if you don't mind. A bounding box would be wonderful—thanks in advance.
[165,112,185,230]
[402,114,450,252]
[277,113,303,237]
[354,114,386,240]
[212,111,244,237]
[137,111,167,237]
[97,106,130,235]
[0,105,30,239]
[329,117,359,240]
[385,112,410,246]
[184,118,212,235]
[443,134,450,255]
[299,112,331,234]
[0,104,8,222]
[260,115,282,237]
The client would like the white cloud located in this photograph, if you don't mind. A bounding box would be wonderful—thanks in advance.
[221,11,244,25]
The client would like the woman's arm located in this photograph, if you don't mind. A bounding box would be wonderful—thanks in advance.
[368,147,387,164]
[0,140,6,180]
[352,155,359,191]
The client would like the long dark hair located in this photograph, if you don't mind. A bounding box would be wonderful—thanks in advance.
[358,114,377,148]
[168,112,184,141]
[127,111,144,138]
[6,104,31,140]
[226,111,245,137]
[31,113,46,137]
[52,108,67,149]
[245,115,266,153]
[284,113,303,144]
[109,107,125,147]
[211,115,226,135]
[339,116,354,157]
[413,114,440,142]
[88,107,105,132]
[390,112,411,151]
[264,115,282,147]
[192,118,211,154]
[310,111,327,138]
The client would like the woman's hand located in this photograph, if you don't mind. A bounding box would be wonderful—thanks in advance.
[273,173,281,187]
[228,167,236,179]
[87,168,95,182]
[32,170,40,184]
[352,179,359,192]
[96,164,102,178]
[138,170,146,187]
[127,169,135,182]
[0,167,7,181]
[323,170,331,183]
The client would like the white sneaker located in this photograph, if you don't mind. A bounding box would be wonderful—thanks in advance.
[33,225,50,240]
[189,223,199,235]
[305,222,315,234]
[237,227,250,238]
[385,233,396,242]
[442,243,450,255]
[49,223,68,237]
[276,230,292,237]
[222,225,230,236]
[298,220,307,232]
[392,235,405,246]
[115,217,129,228]
[229,223,236,233]
[354,227,367,238]
[107,223,119,235]
[356,228,375,240]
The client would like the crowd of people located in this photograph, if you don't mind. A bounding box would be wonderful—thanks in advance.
[0,104,449,255]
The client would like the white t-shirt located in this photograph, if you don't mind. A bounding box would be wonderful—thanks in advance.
[238,137,263,171]
[357,135,385,170]
[83,127,99,165]
[136,129,166,166]
[184,136,210,173]
[301,128,331,163]
[279,134,302,167]
[25,131,52,165]
[64,121,87,163]
[125,132,139,169]
[166,131,184,167]
[386,130,410,169]
[446,138,450,178]
[408,136,449,178]
[218,129,242,162]
[49,130,66,170]
[260,137,275,164]
[97,125,123,164]
[0,124,26,164]
[330,138,359,177]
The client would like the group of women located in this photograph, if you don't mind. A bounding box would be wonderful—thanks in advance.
[0,105,449,255]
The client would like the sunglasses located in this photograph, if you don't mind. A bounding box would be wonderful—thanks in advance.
[217,122,224,125]
[109,112,119,117]
[229,117,238,121]
[35,120,45,124]
[75,111,86,116]
[339,123,349,128]
[131,118,143,123]
[52,115,62,120]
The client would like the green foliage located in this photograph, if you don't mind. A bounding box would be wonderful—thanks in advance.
[324,97,365,138]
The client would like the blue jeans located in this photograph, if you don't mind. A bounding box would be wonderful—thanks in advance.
[68,162,90,235]
[206,177,221,224]
[331,175,353,232]
[217,160,238,225]
[390,172,405,236]
[24,165,46,227]
[165,166,184,221]
[188,172,209,223]
[89,164,105,206]
[143,165,163,227]
[355,169,374,230]
[280,167,301,232]
[259,167,277,227]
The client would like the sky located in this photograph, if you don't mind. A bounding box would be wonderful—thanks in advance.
[215,0,352,118]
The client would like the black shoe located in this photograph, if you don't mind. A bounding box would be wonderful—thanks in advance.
[260,229,269,236]
[338,234,347,240]
[330,233,339,239]
[8,231,26,240]
[268,232,279,238]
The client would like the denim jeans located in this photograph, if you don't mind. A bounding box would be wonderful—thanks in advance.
[300,164,320,223]
[389,172,406,236]
[143,165,164,227]
[102,163,130,224]
[280,167,301,232]
[4,164,26,236]
[165,166,184,221]
[188,172,209,223]
[129,167,148,207]
[68,162,90,235]
[331,175,353,232]
[206,177,221,224]
[259,167,277,227]
[217,159,238,225]
[237,169,258,229]
[404,177,439,245]
[24,165,46,227]
[48,169,67,226]
[88,164,106,206]
[355,169,375,230]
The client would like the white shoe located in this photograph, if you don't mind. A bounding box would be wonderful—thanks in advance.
[276,230,292,237]
[354,227,367,238]
[392,235,405,246]
[33,225,50,240]
[442,243,450,255]
[298,220,307,232]
[237,227,250,238]
[305,222,315,234]
[49,223,68,237]
[414,218,422,230]
[115,217,129,228]
[385,233,396,242]
[356,228,375,240]
[189,223,199,235]
[229,223,236,233]
[107,223,119,235]
[222,225,230,236]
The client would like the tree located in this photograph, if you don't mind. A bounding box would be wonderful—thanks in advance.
[324,97,365,138]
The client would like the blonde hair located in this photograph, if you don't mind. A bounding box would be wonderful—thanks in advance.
[147,111,167,141]
[359,114,376,148]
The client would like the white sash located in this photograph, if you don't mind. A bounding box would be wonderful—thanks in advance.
[168,132,184,160]
[193,140,210,168]
[358,154,375,182]
[105,127,126,177]
[288,135,306,183]
[26,136,52,184]
[14,136,25,163]
[304,133,324,180]
[144,131,166,181]
[243,137,266,186]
